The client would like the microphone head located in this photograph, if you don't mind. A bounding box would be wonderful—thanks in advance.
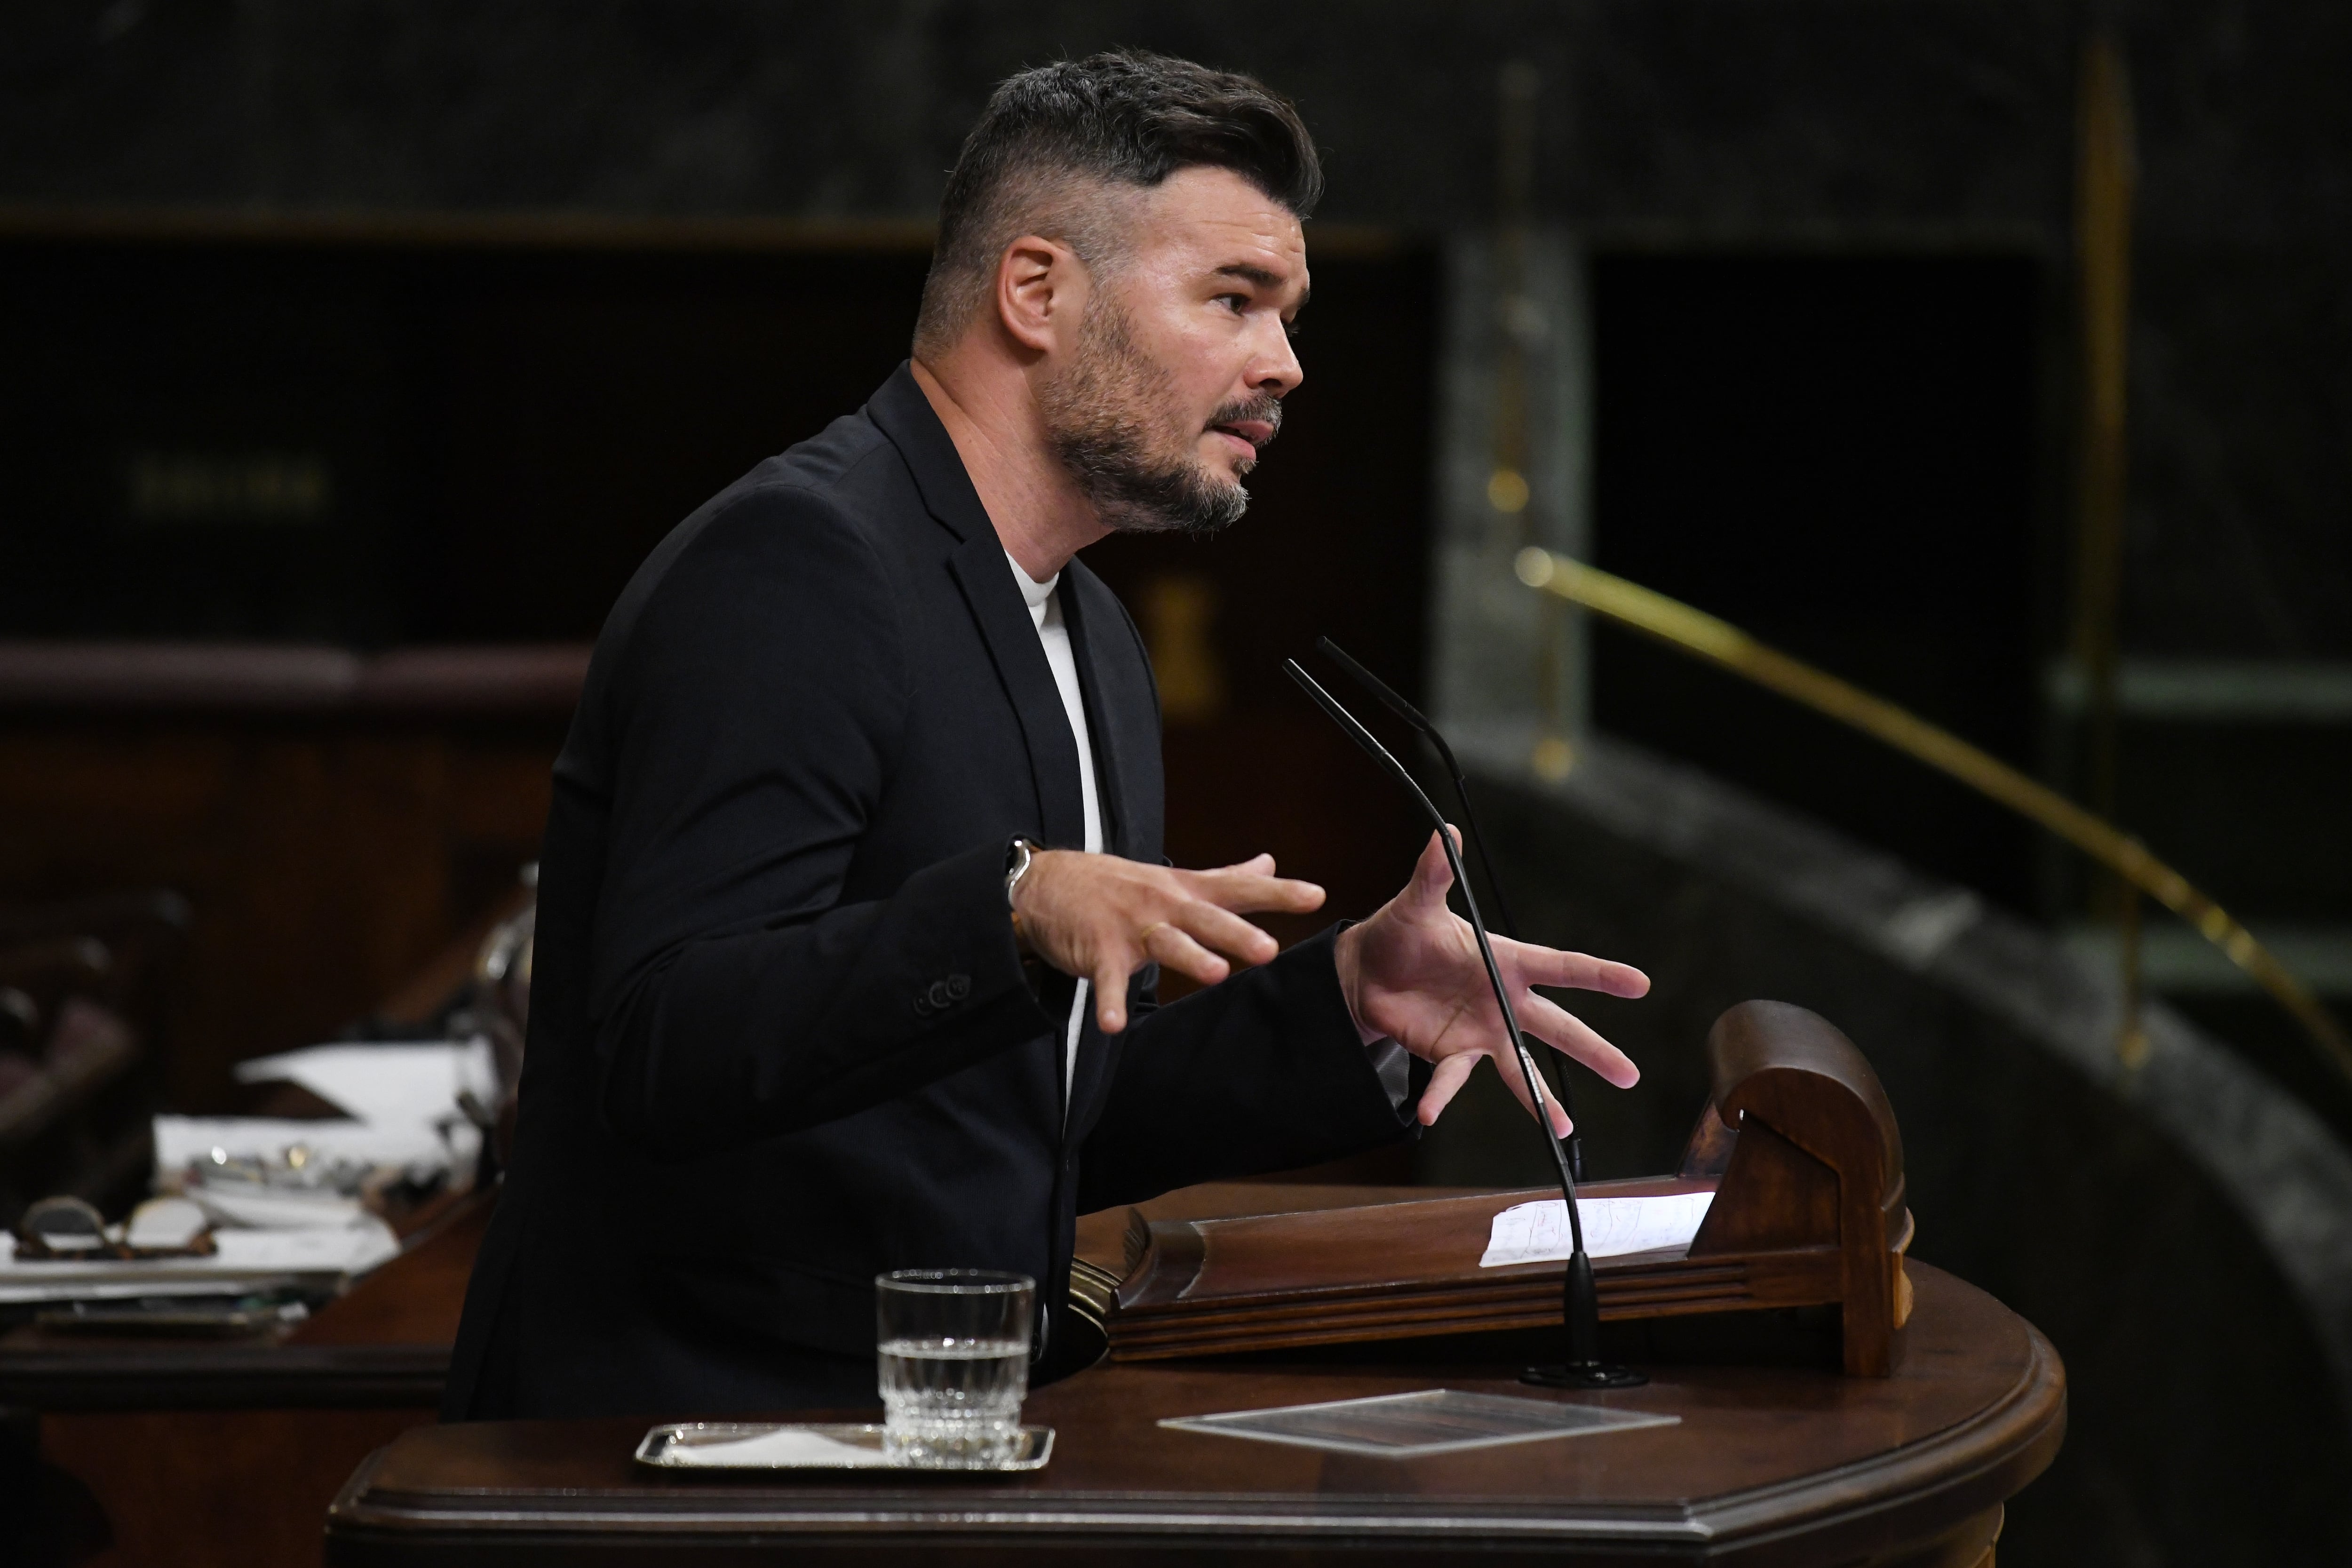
[1318,638,1433,733]
[1284,660,1381,762]
[1284,660,1446,831]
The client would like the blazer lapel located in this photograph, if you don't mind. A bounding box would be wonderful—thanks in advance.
[946,540,1088,850]
[870,362,1159,1139]
[869,363,1087,852]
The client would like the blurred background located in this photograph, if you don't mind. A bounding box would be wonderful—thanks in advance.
[0,2,2347,1562]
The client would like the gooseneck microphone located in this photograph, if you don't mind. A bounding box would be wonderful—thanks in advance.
[1315,638,1522,937]
[1283,658,1644,1390]
[1314,637,1586,1184]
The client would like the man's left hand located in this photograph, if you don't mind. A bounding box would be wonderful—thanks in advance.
[1333,829,1647,1135]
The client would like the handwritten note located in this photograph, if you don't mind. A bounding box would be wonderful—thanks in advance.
[1478,1192,1714,1268]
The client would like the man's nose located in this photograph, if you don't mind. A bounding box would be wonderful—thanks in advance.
[1250,318,1304,397]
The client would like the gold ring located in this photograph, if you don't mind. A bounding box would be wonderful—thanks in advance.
[1138,921,1170,947]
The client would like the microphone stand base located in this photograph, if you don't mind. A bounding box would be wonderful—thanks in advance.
[1521,1362,1650,1390]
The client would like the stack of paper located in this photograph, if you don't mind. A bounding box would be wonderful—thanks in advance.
[0,1218,400,1304]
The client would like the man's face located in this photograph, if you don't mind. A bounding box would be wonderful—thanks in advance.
[1040,165,1309,535]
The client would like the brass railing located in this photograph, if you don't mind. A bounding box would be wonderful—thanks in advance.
[1515,546,2352,1084]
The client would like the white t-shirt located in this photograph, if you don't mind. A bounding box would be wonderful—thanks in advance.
[1007,553,1102,1104]
[1001,552,1408,1118]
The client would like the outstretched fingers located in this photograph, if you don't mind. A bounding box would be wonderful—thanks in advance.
[1090,949,1132,1035]
[1514,989,1641,1088]
[1207,852,1278,876]
[1488,1045,1574,1136]
[1413,1051,1480,1127]
[1414,1043,1574,1138]
[1499,936,1651,999]
[1169,899,1279,968]
[1184,863,1327,918]
[1143,919,1232,987]
[1400,828,1460,914]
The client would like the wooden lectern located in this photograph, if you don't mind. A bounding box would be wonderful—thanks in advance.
[323,1001,2065,1568]
[1093,1000,1915,1376]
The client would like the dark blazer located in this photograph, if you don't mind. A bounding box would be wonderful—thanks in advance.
[443,363,1411,1420]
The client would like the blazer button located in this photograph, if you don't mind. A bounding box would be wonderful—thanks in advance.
[927,979,954,1010]
[913,992,935,1017]
[946,973,971,1001]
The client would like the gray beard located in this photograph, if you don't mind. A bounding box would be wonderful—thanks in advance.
[1040,300,1259,537]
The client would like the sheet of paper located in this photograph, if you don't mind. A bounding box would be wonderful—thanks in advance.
[663,1426,891,1469]
[233,1039,496,1129]
[1478,1191,1714,1268]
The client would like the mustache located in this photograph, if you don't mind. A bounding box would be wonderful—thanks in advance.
[1208,394,1284,448]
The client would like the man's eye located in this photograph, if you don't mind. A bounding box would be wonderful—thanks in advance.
[1216,294,1248,313]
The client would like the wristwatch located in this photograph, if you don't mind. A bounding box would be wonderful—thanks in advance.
[1004,837,1040,908]
[1004,837,1041,954]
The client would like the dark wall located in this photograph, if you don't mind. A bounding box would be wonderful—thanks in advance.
[0,231,1427,660]
[0,709,560,1112]
[6,0,2347,664]
[0,237,936,642]
[0,2,2080,226]
[1590,251,2049,912]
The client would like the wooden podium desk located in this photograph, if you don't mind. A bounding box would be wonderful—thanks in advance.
[323,1261,2062,1568]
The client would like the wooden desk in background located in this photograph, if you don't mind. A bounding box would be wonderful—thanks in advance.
[0,1185,487,1568]
[0,895,522,1568]
[323,1261,2061,1568]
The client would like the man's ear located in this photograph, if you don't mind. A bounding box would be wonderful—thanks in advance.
[994,235,1086,356]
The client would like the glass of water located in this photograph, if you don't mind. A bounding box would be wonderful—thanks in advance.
[875,1269,1033,1468]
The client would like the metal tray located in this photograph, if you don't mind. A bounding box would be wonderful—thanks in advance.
[635,1421,1053,1472]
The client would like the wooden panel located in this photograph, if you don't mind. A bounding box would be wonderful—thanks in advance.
[42,1406,438,1568]
[0,720,561,1110]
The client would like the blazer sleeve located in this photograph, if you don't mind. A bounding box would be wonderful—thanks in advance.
[586,484,1057,1161]
[1073,926,1414,1213]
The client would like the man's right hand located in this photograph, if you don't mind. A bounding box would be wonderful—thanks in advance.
[1010,851,1327,1034]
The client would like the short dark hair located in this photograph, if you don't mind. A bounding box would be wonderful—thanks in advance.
[913,51,1322,358]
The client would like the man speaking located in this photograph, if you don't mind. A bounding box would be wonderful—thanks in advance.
[445,50,1648,1420]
